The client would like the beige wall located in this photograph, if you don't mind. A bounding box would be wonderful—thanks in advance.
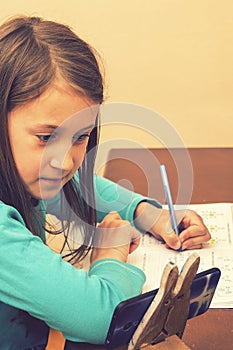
[1,0,232,148]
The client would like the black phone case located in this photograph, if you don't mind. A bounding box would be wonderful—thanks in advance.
[105,267,221,349]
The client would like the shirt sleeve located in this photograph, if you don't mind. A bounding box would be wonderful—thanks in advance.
[94,174,161,224]
[0,202,145,344]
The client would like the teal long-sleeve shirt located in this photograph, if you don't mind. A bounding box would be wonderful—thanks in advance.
[0,174,160,349]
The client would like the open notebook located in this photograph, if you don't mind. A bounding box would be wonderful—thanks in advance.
[128,202,233,308]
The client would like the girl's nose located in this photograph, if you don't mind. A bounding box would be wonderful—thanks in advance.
[50,150,74,172]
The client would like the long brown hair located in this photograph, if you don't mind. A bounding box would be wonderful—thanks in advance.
[0,16,104,262]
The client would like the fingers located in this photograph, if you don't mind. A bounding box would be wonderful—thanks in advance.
[91,211,141,264]
[100,211,122,223]
[95,212,140,249]
[161,218,182,250]
[179,227,210,250]
[162,231,182,251]
[129,236,141,254]
[152,208,211,251]
[178,210,211,250]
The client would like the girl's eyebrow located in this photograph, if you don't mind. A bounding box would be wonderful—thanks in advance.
[75,124,96,134]
[28,123,95,132]
[28,124,58,131]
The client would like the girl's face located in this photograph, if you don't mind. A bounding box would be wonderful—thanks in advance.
[8,79,98,199]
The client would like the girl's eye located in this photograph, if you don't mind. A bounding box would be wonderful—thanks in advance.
[72,133,90,144]
[36,132,90,145]
[36,134,56,143]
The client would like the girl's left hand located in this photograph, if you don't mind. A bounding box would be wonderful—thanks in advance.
[91,211,140,264]
[134,202,211,251]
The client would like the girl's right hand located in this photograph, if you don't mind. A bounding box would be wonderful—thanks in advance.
[90,211,140,265]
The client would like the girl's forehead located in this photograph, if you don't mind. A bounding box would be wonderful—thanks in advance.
[36,81,97,118]
[9,81,99,130]
[31,110,97,133]
[39,107,98,132]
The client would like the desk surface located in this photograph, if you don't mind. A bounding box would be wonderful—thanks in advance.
[64,148,233,350]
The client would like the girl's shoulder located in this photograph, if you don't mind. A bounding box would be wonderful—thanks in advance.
[0,200,25,225]
[0,200,47,245]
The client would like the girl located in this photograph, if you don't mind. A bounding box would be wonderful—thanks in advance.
[0,15,210,349]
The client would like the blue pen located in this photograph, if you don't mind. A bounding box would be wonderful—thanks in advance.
[160,164,182,252]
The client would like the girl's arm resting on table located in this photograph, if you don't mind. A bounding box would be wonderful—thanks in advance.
[0,203,145,344]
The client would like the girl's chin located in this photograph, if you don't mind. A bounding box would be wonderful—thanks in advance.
[28,177,71,200]
[30,187,62,200]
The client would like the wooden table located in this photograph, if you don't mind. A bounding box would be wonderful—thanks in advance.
[103,147,233,204]
[49,148,233,350]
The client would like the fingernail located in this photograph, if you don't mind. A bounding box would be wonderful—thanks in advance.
[175,241,182,250]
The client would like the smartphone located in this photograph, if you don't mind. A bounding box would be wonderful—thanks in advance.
[105,267,221,349]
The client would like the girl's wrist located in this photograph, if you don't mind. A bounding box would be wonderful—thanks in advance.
[90,246,129,265]
[134,201,164,239]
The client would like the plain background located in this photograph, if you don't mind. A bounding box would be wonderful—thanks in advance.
[1,0,232,152]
